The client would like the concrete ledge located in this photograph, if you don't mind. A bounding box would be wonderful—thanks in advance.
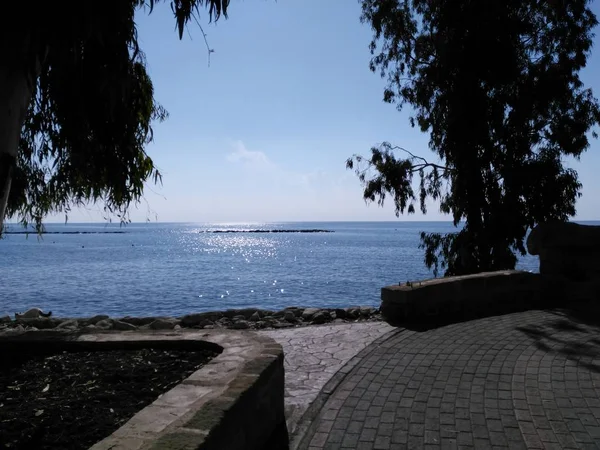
[381,270,542,323]
[0,329,286,450]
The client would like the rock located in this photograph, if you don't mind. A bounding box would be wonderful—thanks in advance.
[14,307,52,319]
[0,315,11,324]
[3,325,25,334]
[272,322,294,329]
[15,318,60,329]
[174,324,181,330]
[87,314,110,325]
[345,307,360,319]
[232,315,246,322]
[149,319,178,330]
[333,318,345,324]
[334,308,347,319]
[330,312,337,320]
[223,309,259,319]
[81,325,97,332]
[255,321,267,329]
[180,312,223,327]
[249,311,261,322]
[283,311,297,322]
[360,306,376,317]
[56,319,79,329]
[231,320,250,330]
[284,307,304,317]
[118,316,159,326]
[112,320,138,331]
[311,311,330,324]
[202,324,215,329]
[95,319,113,330]
[301,308,321,320]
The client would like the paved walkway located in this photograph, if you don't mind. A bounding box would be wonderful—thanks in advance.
[259,322,395,436]
[293,309,600,450]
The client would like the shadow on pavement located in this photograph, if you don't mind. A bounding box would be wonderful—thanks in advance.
[389,302,550,332]
[515,301,600,373]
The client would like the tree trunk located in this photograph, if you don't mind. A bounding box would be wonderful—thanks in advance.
[0,65,35,230]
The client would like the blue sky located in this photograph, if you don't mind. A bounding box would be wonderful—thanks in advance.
[64,0,600,223]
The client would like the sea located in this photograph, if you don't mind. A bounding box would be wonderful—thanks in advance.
[0,221,558,318]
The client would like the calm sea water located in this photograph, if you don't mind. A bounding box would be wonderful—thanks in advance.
[0,221,548,318]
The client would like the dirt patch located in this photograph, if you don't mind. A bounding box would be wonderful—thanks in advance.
[0,348,218,450]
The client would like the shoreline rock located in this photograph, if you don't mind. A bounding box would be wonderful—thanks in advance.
[0,306,381,335]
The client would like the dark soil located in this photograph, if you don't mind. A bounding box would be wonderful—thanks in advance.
[0,348,218,450]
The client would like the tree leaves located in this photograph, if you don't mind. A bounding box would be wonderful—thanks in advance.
[3,1,230,233]
[355,0,600,276]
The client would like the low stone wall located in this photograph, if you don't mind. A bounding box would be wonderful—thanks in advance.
[381,270,542,324]
[0,329,286,450]
[527,221,600,302]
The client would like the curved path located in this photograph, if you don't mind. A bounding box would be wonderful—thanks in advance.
[259,322,395,436]
[301,309,600,449]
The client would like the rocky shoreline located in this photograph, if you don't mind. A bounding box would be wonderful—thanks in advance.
[0,306,381,335]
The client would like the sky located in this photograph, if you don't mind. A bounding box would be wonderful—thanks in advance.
[58,0,600,223]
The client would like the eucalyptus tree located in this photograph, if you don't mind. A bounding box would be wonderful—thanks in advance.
[0,0,229,234]
[349,0,600,276]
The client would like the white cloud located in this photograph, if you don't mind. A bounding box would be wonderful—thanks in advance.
[226,140,272,166]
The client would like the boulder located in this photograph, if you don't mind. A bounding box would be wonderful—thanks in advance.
[112,320,138,331]
[87,315,110,325]
[180,312,223,327]
[56,319,79,329]
[149,319,178,330]
[301,308,321,320]
[283,311,297,322]
[345,308,360,319]
[95,319,113,330]
[360,306,376,317]
[3,325,25,334]
[15,318,61,329]
[231,320,250,330]
[284,307,304,317]
[118,316,159,326]
[0,315,11,324]
[222,309,258,319]
[249,311,261,322]
[311,311,330,324]
[334,308,347,319]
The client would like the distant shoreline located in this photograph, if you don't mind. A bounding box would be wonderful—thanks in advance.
[3,229,334,235]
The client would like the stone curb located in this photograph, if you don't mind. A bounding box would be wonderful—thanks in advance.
[289,326,413,450]
[0,329,286,450]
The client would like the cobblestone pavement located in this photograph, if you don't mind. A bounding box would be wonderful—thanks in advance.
[259,322,395,435]
[301,309,600,450]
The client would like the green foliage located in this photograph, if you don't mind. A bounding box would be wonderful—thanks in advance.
[1,1,229,233]
[351,0,600,276]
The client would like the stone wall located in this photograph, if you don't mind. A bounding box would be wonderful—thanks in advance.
[0,329,286,450]
[381,270,542,324]
[527,221,600,302]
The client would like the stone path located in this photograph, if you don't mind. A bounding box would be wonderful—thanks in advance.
[259,322,395,437]
[299,309,600,450]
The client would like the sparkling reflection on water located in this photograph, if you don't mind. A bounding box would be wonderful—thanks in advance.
[0,221,548,317]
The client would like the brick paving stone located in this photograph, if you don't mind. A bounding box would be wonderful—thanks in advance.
[300,310,600,449]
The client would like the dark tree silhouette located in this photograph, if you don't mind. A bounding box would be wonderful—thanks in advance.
[349,0,600,276]
[0,1,230,234]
